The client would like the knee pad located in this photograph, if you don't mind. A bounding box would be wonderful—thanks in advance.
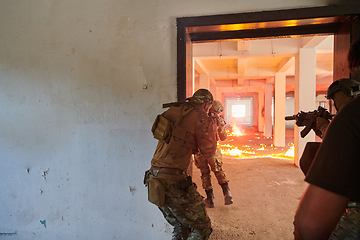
[187,227,212,240]
[172,225,191,240]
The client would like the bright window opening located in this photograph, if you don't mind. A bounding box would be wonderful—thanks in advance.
[232,105,246,118]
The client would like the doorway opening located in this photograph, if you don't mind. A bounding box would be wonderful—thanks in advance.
[177,5,360,162]
[192,35,333,159]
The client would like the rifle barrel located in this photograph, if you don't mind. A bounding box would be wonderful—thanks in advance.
[162,102,185,108]
[285,116,296,120]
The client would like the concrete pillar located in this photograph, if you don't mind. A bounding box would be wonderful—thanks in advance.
[264,83,272,137]
[294,48,316,166]
[216,87,222,101]
[210,81,216,99]
[274,73,286,147]
[199,74,210,90]
[253,93,259,131]
[192,58,196,94]
[258,89,265,133]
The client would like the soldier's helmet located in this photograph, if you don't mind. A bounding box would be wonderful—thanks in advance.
[188,89,214,105]
[211,100,224,113]
[326,78,360,100]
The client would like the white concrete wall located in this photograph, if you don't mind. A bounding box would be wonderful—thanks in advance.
[0,0,344,239]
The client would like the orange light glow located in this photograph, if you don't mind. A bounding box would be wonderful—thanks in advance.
[219,126,294,160]
[228,125,245,136]
[284,144,295,157]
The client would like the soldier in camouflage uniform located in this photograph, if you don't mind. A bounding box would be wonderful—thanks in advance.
[194,100,233,208]
[144,89,217,240]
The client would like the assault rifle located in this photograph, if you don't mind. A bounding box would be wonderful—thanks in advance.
[285,106,335,138]
[162,101,186,108]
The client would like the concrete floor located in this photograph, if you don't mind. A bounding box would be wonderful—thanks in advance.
[191,127,308,239]
[192,157,308,240]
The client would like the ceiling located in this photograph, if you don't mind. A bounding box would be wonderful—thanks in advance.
[193,35,335,96]
[176,6,360,101]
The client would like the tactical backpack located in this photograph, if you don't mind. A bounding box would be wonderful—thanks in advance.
[151,114,172,143]
[151,105,194,144]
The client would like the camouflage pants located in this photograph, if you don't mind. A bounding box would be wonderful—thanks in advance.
[157,174,212,239]
[194,147,229,190]
[145,170,212,239]
[330,207,360,240]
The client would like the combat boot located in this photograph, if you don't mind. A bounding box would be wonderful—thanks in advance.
[204,189,214,208]
[220,183,233,205]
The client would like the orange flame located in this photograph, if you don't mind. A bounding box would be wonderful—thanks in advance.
[284,144,295,157]
[219,127,294,160]
[228,125,245,137]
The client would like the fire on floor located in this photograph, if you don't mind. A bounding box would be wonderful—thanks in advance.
[219,125,294,160]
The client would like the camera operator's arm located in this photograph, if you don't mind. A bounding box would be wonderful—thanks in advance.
[294,184,349,240]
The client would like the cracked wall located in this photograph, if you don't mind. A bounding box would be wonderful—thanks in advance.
[0,0,349,239]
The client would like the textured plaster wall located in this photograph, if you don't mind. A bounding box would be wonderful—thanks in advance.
[0,0,349,239]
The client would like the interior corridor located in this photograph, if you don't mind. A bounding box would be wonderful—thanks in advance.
[191,127,308,239]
